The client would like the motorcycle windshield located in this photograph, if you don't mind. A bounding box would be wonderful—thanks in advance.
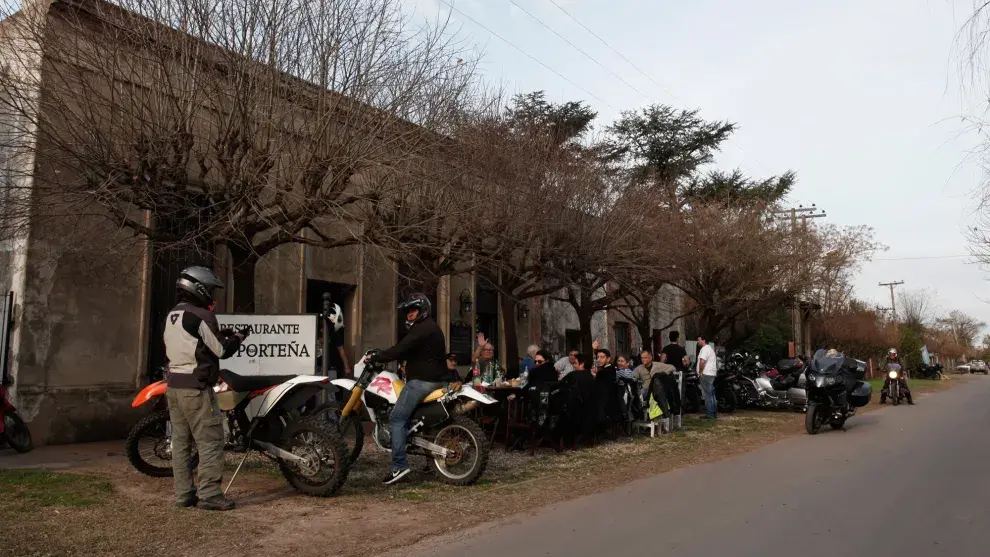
[812,349,845,375]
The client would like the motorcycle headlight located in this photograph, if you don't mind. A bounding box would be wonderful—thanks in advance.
[888,371,898,379]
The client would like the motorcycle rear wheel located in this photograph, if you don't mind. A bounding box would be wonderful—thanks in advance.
[125,410,198,477]
[278,417,350,497]
[430,416,489,486]
[2,411,33,453]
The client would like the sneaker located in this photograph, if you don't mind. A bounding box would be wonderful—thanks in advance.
[196,495,236,511]
[382,468,411,486]
[175,496,197,508]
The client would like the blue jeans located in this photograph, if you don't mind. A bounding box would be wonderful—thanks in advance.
[699,374,717,418]
[390,379,441,471]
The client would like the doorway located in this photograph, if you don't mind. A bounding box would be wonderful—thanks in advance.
[475,273,499,355]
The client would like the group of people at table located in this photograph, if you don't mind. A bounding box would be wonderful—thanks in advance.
[395,331,694,445]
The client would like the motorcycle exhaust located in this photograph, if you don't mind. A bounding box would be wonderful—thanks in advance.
[452,400,480,415]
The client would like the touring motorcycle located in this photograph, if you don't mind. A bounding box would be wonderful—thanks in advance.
[804,350,871,435]
[327,349,497,485]
[125,369,349,497]
[0,381,32,453]
[729,353,808,411]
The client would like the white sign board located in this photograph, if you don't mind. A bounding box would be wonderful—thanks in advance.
[216,314,317,376]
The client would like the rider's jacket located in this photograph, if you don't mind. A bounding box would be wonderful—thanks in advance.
[164,302,242,390]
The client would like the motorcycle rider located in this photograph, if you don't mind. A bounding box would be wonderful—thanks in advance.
[164,266,249,511]
[366,293,448,485]
[880,348,914,405]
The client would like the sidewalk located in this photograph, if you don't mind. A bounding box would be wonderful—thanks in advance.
[0,440,124,470]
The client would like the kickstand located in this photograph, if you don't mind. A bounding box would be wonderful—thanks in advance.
[224,450,250,495]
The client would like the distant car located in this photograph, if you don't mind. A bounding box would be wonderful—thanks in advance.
[956,363,972,373]
[971,360,989,375]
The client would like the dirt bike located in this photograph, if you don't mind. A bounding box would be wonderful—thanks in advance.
[0,382,32,453]
[125,369,349,497]
[326,349,497,485]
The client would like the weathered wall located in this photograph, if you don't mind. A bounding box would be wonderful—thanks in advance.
[540,290,608,359]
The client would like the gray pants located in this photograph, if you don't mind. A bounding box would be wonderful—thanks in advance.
[165,387,225,502]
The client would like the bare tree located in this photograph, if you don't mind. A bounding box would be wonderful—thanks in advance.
[936,309,987,349]
[897,288,937,329]
[807,224,886,317]
[0,0,482,310]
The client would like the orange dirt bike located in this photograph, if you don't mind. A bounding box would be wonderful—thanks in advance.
[319,349,498,486]
[125,369,349,496]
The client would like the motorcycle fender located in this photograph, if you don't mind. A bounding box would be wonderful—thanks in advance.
[457,385,498,405]
[330,378,357,391]
[245,375,329,420]
[131,380,167,408]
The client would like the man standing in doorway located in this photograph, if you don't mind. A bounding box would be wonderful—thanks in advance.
[696,335,718,420]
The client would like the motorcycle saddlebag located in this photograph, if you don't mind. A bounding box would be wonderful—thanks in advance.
[776,358,801,373]
[849,380,872,408]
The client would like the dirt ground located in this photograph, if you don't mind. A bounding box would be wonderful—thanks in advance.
[0,378,956,557]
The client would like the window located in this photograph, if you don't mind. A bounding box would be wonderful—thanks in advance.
[614,322,630,358]
[565,329,581,352]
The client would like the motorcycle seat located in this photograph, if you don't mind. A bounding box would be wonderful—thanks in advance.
[220,369,294,392]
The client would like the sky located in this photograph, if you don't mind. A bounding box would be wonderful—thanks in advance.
[401,0,990,333]
[1,0,987,332]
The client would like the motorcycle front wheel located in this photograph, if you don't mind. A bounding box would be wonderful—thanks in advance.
[892,383,900,406]
[311,401,365,465]
[2,411,33,453]
[125,410,198,477]
[716,388,737,414]
[429,416,489,486]
[805,402,826,435]
[278,417,350,497]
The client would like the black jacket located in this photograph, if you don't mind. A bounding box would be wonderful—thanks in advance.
[662,343,688,372]
[375,318,448,383]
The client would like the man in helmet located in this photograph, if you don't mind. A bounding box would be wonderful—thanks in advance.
[164,266,250,511]
[367,293,448,485]
[880,348,914,405]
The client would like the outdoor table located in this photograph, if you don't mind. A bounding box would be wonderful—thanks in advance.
[474,385,526,447]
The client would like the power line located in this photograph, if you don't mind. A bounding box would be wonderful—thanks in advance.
[438,0,612,108]
[545,0,769,174]
[873,254,974,261]
[506,0,651,102]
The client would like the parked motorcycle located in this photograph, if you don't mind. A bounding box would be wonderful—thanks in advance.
[916,362,943,381]
[328,350,497,485]
[0,381,32,453]
[682,369,737,414]
[804,350,871,435]
[724,352,807,411]
[125,370,349,497]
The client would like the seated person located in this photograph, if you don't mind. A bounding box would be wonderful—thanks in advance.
[528,350,559,384]
[634,350,675,399]
[445,352,461,382]
[616,354,637,381]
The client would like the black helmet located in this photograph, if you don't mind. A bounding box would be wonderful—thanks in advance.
[176,266,224,307]
[398,293,431,324]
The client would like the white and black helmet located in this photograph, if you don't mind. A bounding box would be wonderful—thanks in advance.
[327,303,344,333]
[176,266,224,307]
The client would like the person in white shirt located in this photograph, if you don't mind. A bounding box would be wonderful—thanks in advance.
[696,335,718,419]
[554,349,578,380]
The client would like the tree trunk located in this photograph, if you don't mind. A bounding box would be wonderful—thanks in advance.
[576,306,594,356]
[499,293,520,376]
[229,246,258,313]
[636,320,652,354]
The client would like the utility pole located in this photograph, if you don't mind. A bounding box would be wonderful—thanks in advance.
[878,281,904,320]
[770,204,827,357]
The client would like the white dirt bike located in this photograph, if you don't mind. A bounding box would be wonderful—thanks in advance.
[326,350,497,485]
[126,369,350,497]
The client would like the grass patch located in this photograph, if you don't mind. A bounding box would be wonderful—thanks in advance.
[0,469,112,509]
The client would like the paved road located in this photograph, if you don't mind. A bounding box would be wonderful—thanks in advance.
[402,377,990,557]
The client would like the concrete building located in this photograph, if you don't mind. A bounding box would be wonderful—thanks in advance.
[0,0,685,445]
